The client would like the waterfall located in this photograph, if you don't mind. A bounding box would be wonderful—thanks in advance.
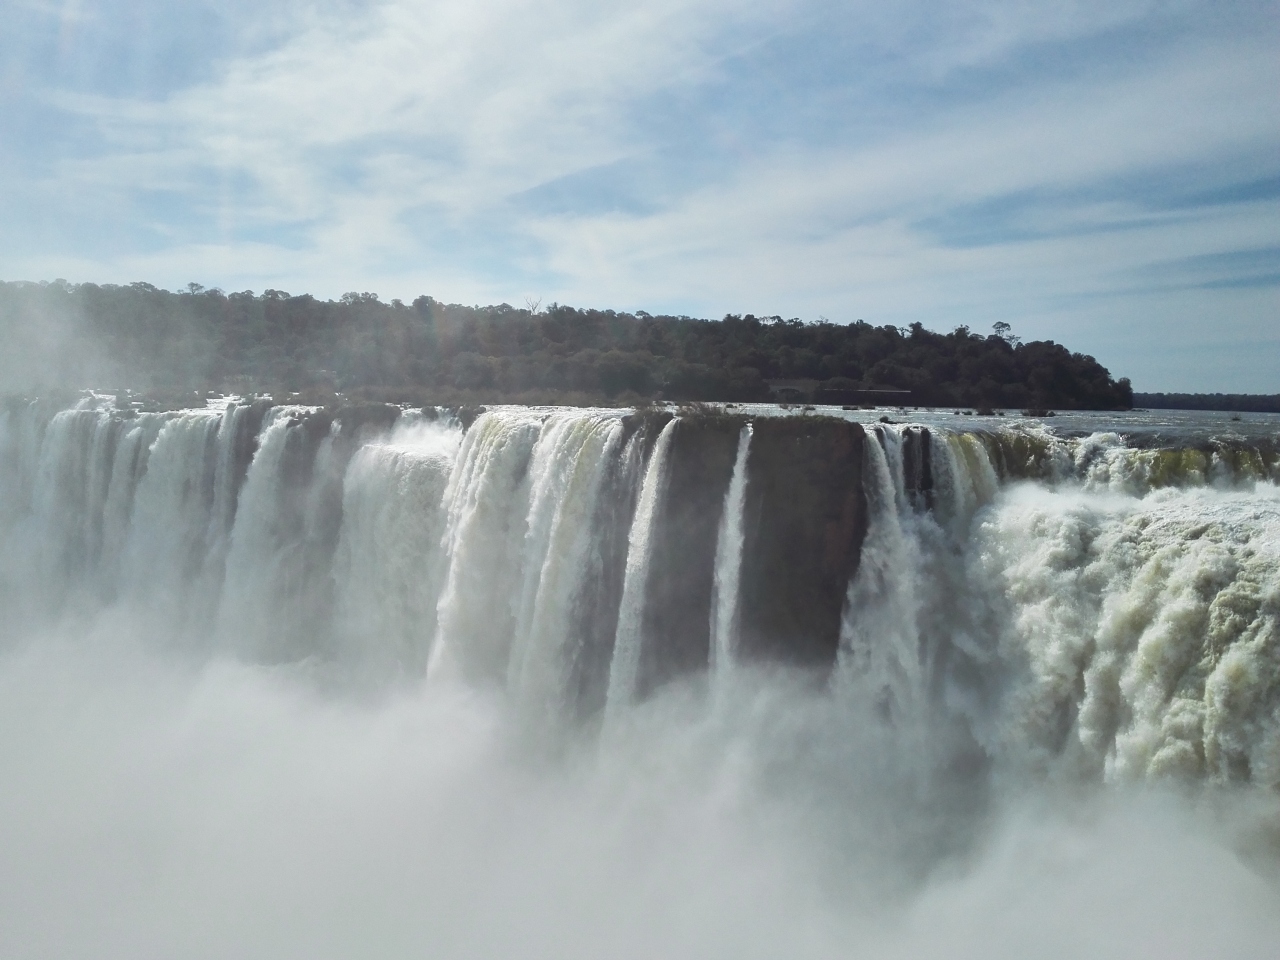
[430,410,544,683]
[119,410,223,630]
[0,396,1276,786]
[332,417,461,677]
[99,413,168,599]
[709,423,751,676]
[217,407,312,659]
[32,408,105,596]
[4,396,1280,960]
[876,424,911,516]
[0,407,19,535]
[200,402,254,591]
[837,427,927,730]
[82,410,121,575]
[978,480,1280,784]
[507,413,624,722]
[604,416,679,720]
[929,431,996,533]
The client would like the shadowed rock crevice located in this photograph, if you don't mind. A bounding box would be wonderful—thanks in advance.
[900,426,933,511]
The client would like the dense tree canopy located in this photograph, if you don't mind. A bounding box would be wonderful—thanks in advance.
[0,280,1133,409]
[1134,393,1280,414]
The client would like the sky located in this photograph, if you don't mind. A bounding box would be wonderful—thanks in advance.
[0,0,1277,391]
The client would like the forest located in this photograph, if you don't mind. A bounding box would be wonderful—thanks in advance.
[0,280,1133,409]
[1134,393,1280,414]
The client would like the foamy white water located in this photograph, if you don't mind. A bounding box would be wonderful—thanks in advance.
[332,417,461,679]
[838,427,929,735]
[710,423,751,676]
[604,416,678,721]
[430,410,544,683]
[978,480,1280,785]
[217,407,315,659]
[507,413,624,725]
[0,398,1277,958]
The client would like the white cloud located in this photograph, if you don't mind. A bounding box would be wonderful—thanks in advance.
[52,0,790,220]
[525,33,1278,292]
[5,0,1279,387]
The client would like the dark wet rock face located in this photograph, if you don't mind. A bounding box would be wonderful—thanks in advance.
[636,416,742,696]
[900,426,933,511]
[737,417,868,666]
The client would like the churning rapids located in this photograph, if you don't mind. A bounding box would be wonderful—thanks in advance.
[2,396,1279,958]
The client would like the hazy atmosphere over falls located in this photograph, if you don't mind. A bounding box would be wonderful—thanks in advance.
[2,0,1278,391]
[3,2,1280,958]
[3,397,1280,957]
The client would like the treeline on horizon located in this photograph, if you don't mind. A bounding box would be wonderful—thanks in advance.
[0,279,1133,409]
[1134,393,1280,414]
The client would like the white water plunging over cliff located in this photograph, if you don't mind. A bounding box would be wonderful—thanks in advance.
[710,424,751,676]
[332,417,460,678]
[604,416,678,720]
[3,396,1280,958]
[507,412,623,722]
[838,428,929,734]
[979,482,1280,783]
[0,397,1278,785]
[430,409,546,683]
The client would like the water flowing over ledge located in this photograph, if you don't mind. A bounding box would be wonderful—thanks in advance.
[1,397,1278,786]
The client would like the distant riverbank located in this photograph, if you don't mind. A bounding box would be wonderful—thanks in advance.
[1135,393,1280,414]
[2,280,1132,410]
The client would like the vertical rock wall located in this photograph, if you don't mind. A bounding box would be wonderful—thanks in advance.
[737,417,868,665]
[636,415,742,696]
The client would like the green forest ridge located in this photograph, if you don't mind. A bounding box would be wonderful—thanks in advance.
[1,280,1135,409]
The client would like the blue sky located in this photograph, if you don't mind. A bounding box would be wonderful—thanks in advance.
[1,0,1277,391]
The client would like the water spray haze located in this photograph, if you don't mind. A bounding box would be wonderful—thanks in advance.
[0,398,1278,958]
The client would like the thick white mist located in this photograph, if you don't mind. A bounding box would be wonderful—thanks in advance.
[0,634,1277,960]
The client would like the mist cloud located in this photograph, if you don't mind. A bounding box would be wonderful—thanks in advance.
[1,632,1277,959]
